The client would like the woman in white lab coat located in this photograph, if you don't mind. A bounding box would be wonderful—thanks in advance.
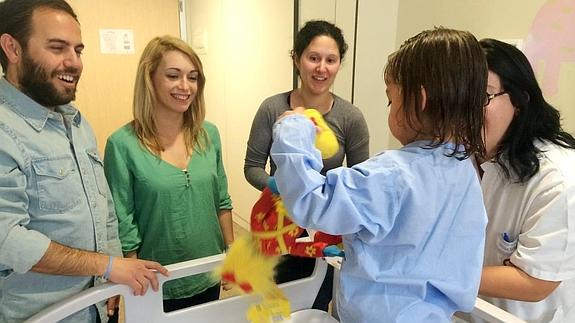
[475,38,575,323]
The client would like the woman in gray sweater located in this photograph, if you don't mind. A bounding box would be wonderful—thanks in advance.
[243,20,369,313]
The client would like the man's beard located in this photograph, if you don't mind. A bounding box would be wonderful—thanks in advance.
[19,52,80,107]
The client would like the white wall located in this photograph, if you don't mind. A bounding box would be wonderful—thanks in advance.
[184,0,401,228]
[299,0,356,102]
[354,0,399,154]
[186,0,293,229]
[394,0,575,135]
[184,0,575,228]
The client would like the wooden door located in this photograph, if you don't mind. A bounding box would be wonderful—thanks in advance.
[67,0,181,153]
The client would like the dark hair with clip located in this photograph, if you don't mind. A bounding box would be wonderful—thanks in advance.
[385,27,487,159]
[480,38,575,182]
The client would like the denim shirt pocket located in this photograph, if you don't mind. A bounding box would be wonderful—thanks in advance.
[32,156,82,213]
[86,150,108,198]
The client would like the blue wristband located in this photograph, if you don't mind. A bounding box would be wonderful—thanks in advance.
[103,256,114,280]
[267,177,279,194]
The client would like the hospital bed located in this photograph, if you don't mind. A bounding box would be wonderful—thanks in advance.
[26,255,525,322]
[25,254,336,323]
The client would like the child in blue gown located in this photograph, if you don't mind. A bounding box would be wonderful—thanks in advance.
[270,27,489,323]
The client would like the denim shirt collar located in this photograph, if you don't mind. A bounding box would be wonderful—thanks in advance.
[0,77,81,131]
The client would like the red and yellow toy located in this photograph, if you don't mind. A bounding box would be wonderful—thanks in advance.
[251,185,342,258]
[214,108,343,322]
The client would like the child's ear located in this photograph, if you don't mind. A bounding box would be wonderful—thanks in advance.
[420,86,427,111]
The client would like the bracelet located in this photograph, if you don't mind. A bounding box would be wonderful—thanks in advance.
[103,256,114,280]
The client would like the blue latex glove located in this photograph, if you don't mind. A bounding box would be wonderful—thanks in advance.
[267,176,279,194]
[323,245,345,258]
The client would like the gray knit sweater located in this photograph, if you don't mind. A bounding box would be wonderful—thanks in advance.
[244,91,370,190]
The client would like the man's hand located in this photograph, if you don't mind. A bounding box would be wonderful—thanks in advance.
[31,242,169,296]
[108,258,169,296]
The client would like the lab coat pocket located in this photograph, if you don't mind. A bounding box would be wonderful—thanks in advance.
[496,232,518,265]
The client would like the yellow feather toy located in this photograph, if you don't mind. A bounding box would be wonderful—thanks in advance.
[214,108,340,322]
[303,108,339,159]
[214,235,284,300]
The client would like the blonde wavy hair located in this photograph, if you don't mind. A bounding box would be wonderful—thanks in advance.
[132,35,208,155]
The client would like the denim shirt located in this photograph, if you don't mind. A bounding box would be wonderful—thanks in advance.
[0,78,122,322]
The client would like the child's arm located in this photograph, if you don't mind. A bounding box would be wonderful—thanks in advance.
[270,114,400,238]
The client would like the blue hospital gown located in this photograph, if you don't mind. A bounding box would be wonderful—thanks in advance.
[270,115,487,323]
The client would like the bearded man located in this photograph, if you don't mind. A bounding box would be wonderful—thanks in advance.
[0,1,168,322]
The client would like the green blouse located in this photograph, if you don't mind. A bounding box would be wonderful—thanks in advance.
[103,121,232,299]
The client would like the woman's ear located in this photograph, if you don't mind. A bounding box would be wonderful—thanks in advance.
[513,91,529,116]
[291,52,301,71]
[523,91,530,103]
[420,86,427,111]
[293,59,300,71]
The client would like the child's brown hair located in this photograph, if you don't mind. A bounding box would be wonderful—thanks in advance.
[385,27,487,158]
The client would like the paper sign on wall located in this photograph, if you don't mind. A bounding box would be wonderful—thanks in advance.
[99,29,135,54]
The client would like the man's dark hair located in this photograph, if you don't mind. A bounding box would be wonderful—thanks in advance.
[0,0,78,70]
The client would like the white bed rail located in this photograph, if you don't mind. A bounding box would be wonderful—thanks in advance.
[324,257,525,323]
[468,298,526,323]
[26,254,525,323]
[26,254,328,323]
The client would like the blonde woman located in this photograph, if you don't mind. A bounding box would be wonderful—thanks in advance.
[104,35,233,312]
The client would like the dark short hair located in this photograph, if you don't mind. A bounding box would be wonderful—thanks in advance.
[385,27,487,158]
[292,20,348,62]
[0,0,78,70]
[480,38,575,182]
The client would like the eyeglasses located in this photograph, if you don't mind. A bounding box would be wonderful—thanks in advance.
[484,91,507,106]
